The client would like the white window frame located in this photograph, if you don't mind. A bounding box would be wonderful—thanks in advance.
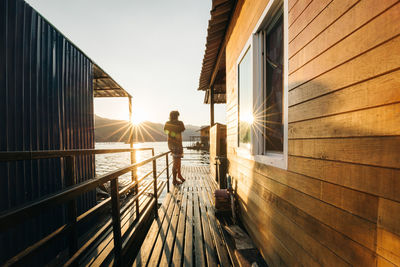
[236,0,288,170]
[237,39,254,152]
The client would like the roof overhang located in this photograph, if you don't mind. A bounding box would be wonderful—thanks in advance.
[93,64,132,98]
[197,125,211,132]
[198,0,237,104]
[204,88,226,104]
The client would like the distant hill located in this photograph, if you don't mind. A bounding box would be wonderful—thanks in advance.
[94,115,200,142]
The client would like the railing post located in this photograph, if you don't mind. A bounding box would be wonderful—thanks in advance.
[134,166,139,220]
[130,149,136,183]
[166,154,170,193]
[65,156,78,258]
[131,151,139,220]
[153,159,158,218]
[110,177,122,265]
[129,97,139,220]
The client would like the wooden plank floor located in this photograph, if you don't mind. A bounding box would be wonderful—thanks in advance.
[80,180,166,266]
[132,165,231,267]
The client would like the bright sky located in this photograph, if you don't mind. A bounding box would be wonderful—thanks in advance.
[26,0,226,126]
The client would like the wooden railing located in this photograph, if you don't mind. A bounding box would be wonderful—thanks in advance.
[0,148,172,266]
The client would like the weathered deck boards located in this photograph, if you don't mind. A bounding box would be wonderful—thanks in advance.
[79,179,165,266]
[132,165,232,267]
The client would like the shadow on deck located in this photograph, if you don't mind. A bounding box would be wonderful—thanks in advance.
[131,165,267,267]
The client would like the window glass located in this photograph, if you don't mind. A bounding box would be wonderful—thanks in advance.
[238,47,253,149]
[265,15,283,152]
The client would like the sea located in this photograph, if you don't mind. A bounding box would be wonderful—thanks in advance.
[95,142,209,201]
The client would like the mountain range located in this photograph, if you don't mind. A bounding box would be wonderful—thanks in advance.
[94,115,201,142]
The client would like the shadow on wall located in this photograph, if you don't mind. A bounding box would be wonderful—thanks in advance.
[227,78,400,266]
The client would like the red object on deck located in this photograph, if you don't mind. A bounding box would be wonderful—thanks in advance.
[214,189,231,211]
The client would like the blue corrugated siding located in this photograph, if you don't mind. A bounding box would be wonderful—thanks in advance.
[0,0,96,263]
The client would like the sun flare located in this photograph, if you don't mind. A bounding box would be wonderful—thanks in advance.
[130,112,146,125]
[240,112,254,124]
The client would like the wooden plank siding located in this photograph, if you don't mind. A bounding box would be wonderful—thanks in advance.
[224,0,400,266]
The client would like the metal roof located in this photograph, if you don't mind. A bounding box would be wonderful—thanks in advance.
[21,2,131,99]
[198,0,236,104]
[93,64,132,98]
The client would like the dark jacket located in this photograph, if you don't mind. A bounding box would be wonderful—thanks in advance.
[164,120,185,148]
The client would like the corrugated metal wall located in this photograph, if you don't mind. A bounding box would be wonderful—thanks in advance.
[0,0,96,263]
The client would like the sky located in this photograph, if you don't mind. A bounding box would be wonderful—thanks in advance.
[26,0,226,126]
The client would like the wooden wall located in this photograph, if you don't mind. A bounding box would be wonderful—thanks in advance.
[210,124,227,182]
[225,0,400,266]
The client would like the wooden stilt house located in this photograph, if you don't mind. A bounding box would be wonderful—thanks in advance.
[199,0,400,265]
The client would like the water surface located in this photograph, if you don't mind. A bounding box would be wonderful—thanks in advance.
[95,142,209,201]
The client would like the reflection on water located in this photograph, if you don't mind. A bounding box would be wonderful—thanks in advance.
[95,142,209,201]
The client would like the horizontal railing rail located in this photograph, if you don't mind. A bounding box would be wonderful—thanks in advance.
[0,148,172,266]
[0,147,154,161]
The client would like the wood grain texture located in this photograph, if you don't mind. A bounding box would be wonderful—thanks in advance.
[246,156,384,223]
[289,0,358,58]
[289,35,400,105]
[234,159,377,250]
[377,198,400,265]
[378,198,400,237]
[289,103,400,139]
[288,0,312,27]
[288,0,299,13]
[224,0,400,265]
[183,189,193,267]
[237,182,349,267]
[199,188,231,267]
[240,212,284,267]
[158,191,183,266]
[225,0,268,70]
[239,201,297,267]
[289,1,400,81]
[230,160,378,266]
[145,189,177,266]
[288,156,400,202]
[193,190,206,267]
[288,69,400,123]
[288,137,400,168]
[199,188,218,267]
[134,166,239,267]
[377,228,400,266]
[289,0,332,42]
[171,189,187,267]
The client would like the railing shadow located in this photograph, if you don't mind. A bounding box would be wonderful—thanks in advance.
[0,148,171,266]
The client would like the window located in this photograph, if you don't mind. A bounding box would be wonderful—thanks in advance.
[237,0,287,169]
[238,47,252,150]
[263,13,283,153]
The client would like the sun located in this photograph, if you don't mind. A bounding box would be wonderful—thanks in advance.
[130,112,146,125]
[240,112,254,124]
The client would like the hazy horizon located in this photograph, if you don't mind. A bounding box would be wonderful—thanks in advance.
[94,113,206,127]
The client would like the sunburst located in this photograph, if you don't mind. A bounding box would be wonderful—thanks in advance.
[240,91,283,149]
[95,111,164,144]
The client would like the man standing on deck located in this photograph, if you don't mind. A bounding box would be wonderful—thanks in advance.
[164,111,186,185]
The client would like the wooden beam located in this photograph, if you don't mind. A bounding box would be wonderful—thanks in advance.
[93,88,121,91]
[209,0,240,88]
[210,88,215,126]
[211,1,234,17]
